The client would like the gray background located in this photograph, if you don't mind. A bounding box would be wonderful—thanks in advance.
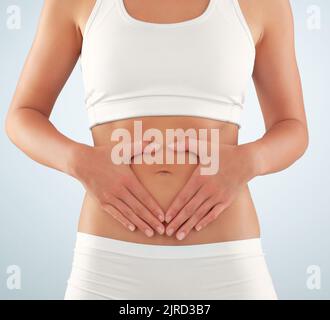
[0,0,329,299]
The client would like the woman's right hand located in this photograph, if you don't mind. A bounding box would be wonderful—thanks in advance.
[71,143,165,237]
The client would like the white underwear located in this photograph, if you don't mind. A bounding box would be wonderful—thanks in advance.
[64,232,278,300]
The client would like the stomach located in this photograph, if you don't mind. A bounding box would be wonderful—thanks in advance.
[78,116,260,245]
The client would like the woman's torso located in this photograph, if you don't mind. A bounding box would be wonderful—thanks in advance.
[77,0,262,245]
[79,117,260,245]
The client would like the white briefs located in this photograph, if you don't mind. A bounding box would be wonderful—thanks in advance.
[64,232,278,300]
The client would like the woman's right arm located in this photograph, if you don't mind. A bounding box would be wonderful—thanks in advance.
[5,0,165,237]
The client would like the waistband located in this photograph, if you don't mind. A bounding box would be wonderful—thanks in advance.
[87,95,243,129]
[75,232,263,259]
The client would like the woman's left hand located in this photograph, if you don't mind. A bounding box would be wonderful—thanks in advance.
[164,139,258,240]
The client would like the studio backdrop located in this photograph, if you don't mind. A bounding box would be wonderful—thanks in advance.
[0,0,329,299]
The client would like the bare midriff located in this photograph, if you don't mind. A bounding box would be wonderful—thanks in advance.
[78,116,260,245]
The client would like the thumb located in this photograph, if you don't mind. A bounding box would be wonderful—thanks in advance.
[120,140,162,163]
[167,136,199,155]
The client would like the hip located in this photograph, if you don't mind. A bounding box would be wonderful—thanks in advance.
[64,232,277,300]
[78,182,260,245]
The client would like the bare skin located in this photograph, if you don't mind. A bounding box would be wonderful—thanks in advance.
[5,0,308,245]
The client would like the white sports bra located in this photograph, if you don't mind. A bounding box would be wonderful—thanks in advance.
[81,0,256,129]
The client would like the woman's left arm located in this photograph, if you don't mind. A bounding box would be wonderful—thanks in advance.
[165,0,309,240]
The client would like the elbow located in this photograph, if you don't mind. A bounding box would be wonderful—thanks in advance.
[304,133,309,155]
[298,122,309,159]
[303,123,309,152]
[5,109,20,146]
[5,111,15,143]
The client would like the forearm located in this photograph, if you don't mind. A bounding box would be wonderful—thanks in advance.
[243,119,309,178]
[5,107,88,178]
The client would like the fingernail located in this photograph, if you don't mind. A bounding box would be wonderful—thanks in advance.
[166,228,174,236]
[167,141,186,152]
[133,140,143,148]
[158,214,165,222]
[133,141,143,152]
[145,229,154,237]
[128,224,136,232]
[144,142,162,153]
[165,215,172,223]
[195,225,202,231]
[167,142,175,150]
[157,226,165,235]
[177,231,186,240]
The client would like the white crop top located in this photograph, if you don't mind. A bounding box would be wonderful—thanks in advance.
[80,0,256,129]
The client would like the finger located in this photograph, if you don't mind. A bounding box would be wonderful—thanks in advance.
[167,136,208,156]
[167,136,219,166]
[167,136,198,156]
[119,188,165,235]
[111,198,155,238]
[113,140,161,164]
[102,204,136,232]
[127,178,165,221]
[165,167,203,223]
[194,203,227,231]
[128,140,162,160]
[175,197,216,240]
[166,185,210,237]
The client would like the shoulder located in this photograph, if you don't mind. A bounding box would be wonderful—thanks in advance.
[259,0,293,23]
[41,0,80,16]
[258,0,294,38]
[240,0,292,17]
[259,0,292,14]
[41,0,89,27]
[238,0,293,45]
